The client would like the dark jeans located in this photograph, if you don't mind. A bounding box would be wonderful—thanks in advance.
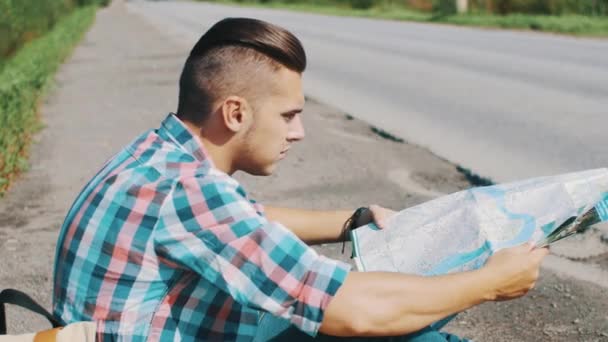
[254,314,470,342]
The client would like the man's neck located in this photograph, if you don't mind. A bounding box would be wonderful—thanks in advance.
[182,120,235,175]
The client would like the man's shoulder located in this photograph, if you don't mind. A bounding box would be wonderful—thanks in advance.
[119,129,211,178]
[172,168,245,198]
[92,129,250,208]
[78,130,205,197]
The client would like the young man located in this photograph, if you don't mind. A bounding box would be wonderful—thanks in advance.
[52,18,548,341]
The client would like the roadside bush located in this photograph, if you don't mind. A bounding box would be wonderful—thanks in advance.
[551,0,608,15]
[433,0,458,15]
[0,0,108,61]
[0,0,73,59]
[209,0,384,9]
[0,6,96,195]
[350,0,375,9]
[77,0,110,4]
[472,0,608,15]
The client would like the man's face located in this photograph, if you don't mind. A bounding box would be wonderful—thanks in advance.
[238,67,305,176]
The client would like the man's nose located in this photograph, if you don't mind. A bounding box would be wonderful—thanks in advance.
[287,115,305,142]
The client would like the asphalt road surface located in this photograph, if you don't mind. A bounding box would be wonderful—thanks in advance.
[127,0,608,183]
[1,2,607,340]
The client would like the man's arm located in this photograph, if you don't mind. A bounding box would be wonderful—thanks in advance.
[156,177,354,337]
[319,244,549,337]
[265,205,395,245]
[264,207,352,244]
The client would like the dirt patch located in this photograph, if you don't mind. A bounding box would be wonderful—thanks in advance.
[446,271,608,341]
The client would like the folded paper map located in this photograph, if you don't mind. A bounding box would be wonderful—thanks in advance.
[351,168,608,275]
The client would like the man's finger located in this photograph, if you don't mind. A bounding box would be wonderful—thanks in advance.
[531,247,550,260]
[375,219,387,230]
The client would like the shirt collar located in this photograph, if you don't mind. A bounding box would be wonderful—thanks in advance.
[159,113,212,165]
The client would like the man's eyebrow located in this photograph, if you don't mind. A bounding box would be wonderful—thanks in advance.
[281,108,303,115]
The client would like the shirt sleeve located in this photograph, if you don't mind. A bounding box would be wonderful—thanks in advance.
[153,175,351,336]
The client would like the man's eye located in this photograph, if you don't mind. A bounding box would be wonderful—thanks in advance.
[282,113,296,121]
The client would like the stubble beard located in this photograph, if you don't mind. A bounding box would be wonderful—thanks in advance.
[238,120,276,176]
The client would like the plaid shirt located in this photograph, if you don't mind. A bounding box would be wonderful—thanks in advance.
[53,114,351,341]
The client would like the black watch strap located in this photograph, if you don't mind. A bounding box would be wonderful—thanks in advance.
[341,207,372,255]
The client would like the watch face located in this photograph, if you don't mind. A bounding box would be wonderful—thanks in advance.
[354,207,373,228]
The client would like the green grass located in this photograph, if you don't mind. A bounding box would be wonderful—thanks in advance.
[200,0,608,36]
[0,5,97,196]
[441,13,608,35]
[1,0,78,61]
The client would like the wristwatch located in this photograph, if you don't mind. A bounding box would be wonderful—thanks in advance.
[341,207,373,254]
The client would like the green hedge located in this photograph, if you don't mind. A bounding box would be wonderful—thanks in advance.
[444,13,608,33]
[0,0,108,62]
[0,6,97,195]
[210,0,608,14]
[211,0,386,10]
[448,0,608,15]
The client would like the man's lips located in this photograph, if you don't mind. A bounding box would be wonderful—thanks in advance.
[278,148,290,159]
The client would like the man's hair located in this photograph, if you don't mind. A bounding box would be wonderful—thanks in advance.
[176,18,306,125]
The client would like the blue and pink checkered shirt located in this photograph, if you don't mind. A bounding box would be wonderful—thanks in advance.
[52,113,351,341]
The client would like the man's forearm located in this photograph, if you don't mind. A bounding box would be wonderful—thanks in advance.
[320,270,495,337]
[321,244,548,337]
[264,206,353,244]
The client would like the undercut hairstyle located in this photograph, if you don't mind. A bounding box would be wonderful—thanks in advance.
[176,17,307,125]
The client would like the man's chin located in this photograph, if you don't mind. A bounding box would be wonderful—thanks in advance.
[241,163,277,177]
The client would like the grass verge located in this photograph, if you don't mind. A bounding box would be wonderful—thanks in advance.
[200,1,608,37]
[0,6,97,196]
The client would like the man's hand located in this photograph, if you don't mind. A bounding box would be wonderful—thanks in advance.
[368,204,396,230]
[481,243,549,301]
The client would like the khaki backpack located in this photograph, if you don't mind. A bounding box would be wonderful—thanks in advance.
[0,289,95,342]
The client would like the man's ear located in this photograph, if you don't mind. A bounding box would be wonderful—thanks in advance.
[220,96,251,133]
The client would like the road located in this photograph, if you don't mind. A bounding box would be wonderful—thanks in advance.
[128,0,608,182]
[1,1,607,340]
